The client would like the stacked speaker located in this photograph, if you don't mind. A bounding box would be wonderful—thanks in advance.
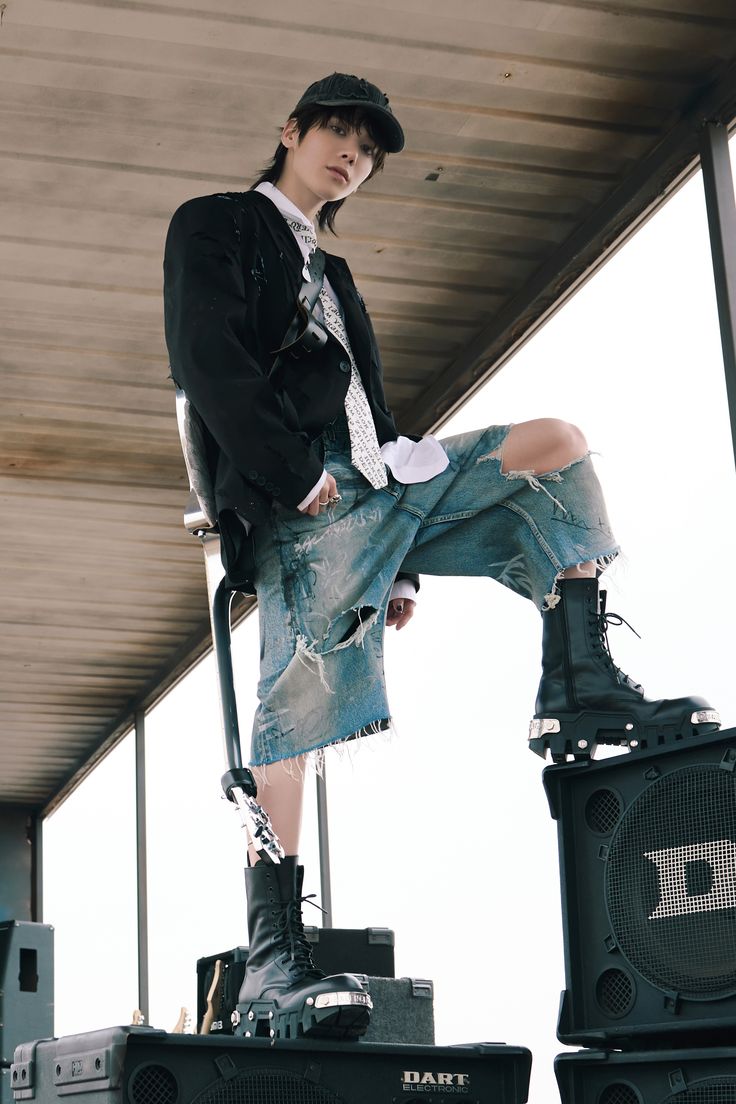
[0,922,54,1104]
[544,725,736,1102]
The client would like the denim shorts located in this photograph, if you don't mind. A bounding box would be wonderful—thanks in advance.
[249,419,619,767]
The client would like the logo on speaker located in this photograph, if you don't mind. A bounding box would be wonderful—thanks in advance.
[401,1070,470,1093]
[644,839,736,919]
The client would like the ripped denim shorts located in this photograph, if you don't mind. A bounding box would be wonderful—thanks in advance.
[249,418,619,768]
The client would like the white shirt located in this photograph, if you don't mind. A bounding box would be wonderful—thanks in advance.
[254,182,449,506]
[255,182,450,602]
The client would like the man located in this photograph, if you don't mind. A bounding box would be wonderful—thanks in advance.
[164,73,719,1041]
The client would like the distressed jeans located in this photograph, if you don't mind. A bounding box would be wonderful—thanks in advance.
[250,419,619,767]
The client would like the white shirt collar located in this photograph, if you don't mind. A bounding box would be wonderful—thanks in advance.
[254,181,317,265]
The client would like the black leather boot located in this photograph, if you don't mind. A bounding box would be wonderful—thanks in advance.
[529,577,720,761]
[234,856,372,1041]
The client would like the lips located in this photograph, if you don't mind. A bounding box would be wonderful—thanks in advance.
[328,165,349,183]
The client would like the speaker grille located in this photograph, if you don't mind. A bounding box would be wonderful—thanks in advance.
[599,1086,641,1104]
[595,968,635,1017]
[605,764,736,998]
[192,1070,342,1104]
[586,789,623,835]
[129,1065,179,1104]
[663,1079,736,1102]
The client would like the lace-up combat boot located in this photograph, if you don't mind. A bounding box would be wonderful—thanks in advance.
[234,856,372,1040]
[529,578,720,761]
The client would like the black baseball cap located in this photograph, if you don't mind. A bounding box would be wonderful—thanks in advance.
[292,73,405,153]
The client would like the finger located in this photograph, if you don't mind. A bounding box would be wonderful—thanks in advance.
[396,602,416,631]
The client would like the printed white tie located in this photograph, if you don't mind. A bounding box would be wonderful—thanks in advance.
[285,218,388,490]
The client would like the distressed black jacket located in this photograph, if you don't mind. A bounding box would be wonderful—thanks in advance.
[163,190,411,589]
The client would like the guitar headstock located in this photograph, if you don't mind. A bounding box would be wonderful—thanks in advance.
[171,1007,191,1034]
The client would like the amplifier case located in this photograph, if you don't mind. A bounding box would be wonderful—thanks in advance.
[556,1045,736,1103]
[304,927,395,978]
[0,922,54,1065]
[196,948,247,1036]
[10,1026,532,1104]
[356,975,434,1044]
[545,727,736,1047]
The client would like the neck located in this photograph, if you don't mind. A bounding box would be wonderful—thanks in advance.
[274,170,322,226]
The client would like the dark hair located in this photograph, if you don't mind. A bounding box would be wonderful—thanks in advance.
[251,104,388,234]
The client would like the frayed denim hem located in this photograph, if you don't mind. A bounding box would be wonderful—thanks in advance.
[251,716,392,782]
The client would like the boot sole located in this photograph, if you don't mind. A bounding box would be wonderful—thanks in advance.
[529,707,721,762]
[234,991,372,1042]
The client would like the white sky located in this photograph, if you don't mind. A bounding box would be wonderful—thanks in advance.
[43,161,736,1104]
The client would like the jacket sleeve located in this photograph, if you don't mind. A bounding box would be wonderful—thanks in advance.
[163,195,324,508]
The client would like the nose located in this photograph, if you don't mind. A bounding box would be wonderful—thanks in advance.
[339,134,361,163]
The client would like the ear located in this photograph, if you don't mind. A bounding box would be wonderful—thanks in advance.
[281,117,299,149]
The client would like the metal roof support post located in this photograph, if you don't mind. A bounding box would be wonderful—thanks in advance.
[699,122,736,472]
[316,770,333,928]
[135,709,149,1022]
[32,814,43,923]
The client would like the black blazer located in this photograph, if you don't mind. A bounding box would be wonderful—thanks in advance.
[163,190,411,589]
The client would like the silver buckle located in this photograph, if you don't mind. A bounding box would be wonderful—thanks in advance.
[313,992,373,1010]
[691,709,720,726]
[528,718,560,741]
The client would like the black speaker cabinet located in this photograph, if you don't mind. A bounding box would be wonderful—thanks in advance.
[0,922,53,1065]
[544,726,736,1047]
[10,1027,532,1104]
[304,928,395,979]
[556,1046,736,1103]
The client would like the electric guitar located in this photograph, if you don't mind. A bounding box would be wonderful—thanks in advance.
[200,958,225,1034]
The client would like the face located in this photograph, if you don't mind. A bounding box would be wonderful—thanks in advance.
[278,116,379,220]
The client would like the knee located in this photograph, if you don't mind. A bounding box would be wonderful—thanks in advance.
[502,418,588,474]
[547,419,588,461]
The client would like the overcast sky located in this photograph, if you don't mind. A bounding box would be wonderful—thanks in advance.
[44,158,736,1103]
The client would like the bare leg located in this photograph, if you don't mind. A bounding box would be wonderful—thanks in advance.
[248,756,306,864]
[501,418,597,579]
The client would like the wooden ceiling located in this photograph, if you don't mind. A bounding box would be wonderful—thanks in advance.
[3,0,736,809]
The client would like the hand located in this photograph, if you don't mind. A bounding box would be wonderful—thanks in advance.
[386,597,415,631]
[301,473,339,517]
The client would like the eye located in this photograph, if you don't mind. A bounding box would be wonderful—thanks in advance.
[330,123,347,136]
[361,144,376,157]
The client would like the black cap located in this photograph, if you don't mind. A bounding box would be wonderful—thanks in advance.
[292,73,405,153]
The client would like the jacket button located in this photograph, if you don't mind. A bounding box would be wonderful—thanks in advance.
[265,481,274,493]
[248,469,258,480]
[257,475,266,487]
[272,486,281,496]
[339,359,351,374]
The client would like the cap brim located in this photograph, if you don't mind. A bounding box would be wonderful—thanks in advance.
[313,97,405,153]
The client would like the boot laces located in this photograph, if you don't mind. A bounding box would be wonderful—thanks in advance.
[590,590,641,686]
[274,893,325,978]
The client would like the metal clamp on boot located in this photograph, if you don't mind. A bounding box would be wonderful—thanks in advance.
[529,578,721,763]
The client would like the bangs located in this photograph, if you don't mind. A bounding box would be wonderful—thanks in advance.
[321,106,386,150]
